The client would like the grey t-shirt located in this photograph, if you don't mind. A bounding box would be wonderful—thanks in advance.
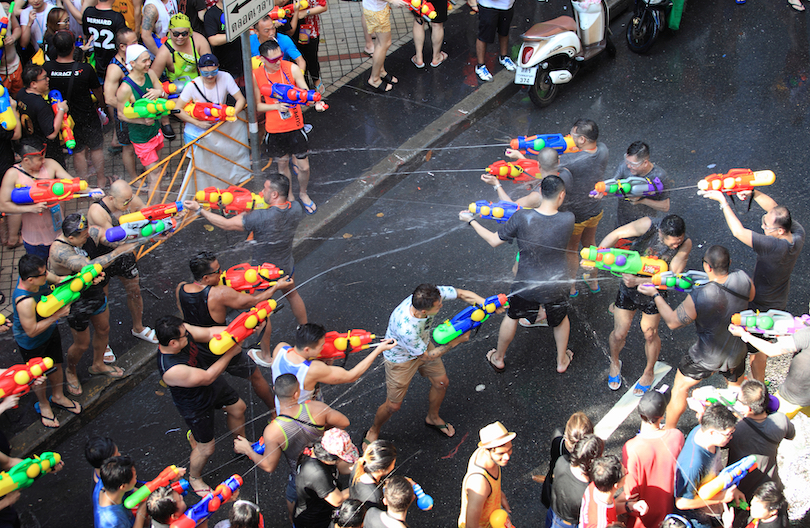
[560,143,609,223]
[727,414,795,497]
[750,220,805,311]
[688,270,751,372]
[783,327,810,406]
[613,164,671,227]
[242,202,304,273]
[497,208,575,303]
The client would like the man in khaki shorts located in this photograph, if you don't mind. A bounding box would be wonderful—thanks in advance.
[364,284,496,443]
[362,0,408,92]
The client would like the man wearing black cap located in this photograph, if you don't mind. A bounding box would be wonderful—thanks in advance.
[176,53,246,145]
[622,391,685,528]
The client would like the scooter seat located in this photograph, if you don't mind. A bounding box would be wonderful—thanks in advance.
[521,16,577,40]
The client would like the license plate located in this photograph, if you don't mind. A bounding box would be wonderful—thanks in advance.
[515,66,538,85]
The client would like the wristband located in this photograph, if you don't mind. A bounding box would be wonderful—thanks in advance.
[719,202,727,210]
[493,184,502,190]
[468,219,475,226]
[652,293,660,300]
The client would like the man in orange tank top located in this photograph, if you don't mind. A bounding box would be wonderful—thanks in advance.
[459,421,515,528]
[252,39,326,215]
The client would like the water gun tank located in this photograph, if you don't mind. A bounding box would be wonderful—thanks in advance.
[572,0,604,46]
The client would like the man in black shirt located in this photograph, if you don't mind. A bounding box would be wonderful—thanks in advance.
[203,0,243,83]
[15,64,67,167]
[44,32,109,188]
[83,0,128,82]
[156,314,246,496]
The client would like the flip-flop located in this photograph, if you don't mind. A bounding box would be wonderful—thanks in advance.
[187,476,212,498]
[430,51,448,68]
[49,396,82,415]
[569,289,579,298]
[518,317,548,328]
[34,402,59,429]
[380,73,398,84]
[608,360,622,391]
[633,382,652,397]
[411,56,425,69]
[424,420,455,438]
[360,429,372,448]
[485,349,505,373]
[88,365,125,379]
[788,0,806,10]
[65,372,82,396]
[300,199,317,215]
[583,273,600,293]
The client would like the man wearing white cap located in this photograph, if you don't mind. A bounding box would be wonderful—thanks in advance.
[459,421,515,528]
[115,43,166,200]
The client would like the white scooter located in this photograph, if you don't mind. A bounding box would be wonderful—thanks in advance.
[514,0,615,108]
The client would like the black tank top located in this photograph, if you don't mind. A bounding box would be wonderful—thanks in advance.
[178,284,219,326]
[157,339,214,416]
[53,238,110,293]
[92,200,118,257]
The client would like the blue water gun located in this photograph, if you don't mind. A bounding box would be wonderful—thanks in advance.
[433,294,508,345]
[468,200,522,223]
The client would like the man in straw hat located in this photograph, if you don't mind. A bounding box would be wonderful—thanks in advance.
[459,421,515,528]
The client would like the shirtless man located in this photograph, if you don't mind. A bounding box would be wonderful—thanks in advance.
[175,250,293,411]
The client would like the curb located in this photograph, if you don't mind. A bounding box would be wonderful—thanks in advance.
[10,0,629,457]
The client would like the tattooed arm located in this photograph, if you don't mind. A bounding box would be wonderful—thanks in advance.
[49,229,138,274]
[140,3,160,56]
[637,283,696,330]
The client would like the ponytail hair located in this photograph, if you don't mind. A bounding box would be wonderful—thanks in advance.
[352,440,397,484]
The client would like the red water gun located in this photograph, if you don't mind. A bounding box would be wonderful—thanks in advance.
[195,186,268,215]
[10,178,97,205]
[161,78,188,99]
[408,0,437,20]
[209,300,277,355]
[118,201,184,224]
[123,465,183,510]
[697,169,775,195]
[170,475,242,528]
[184,101,236,122]
[220,263,284,294]
[0,357,55,401]
[485,159,541,183]
[318,330,376,361]
[269,5,291,22]
[48,90,75,155]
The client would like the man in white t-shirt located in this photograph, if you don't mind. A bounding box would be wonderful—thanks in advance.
[364,284,496,443]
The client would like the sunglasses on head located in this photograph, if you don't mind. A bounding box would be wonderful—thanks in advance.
[23,145,47,158]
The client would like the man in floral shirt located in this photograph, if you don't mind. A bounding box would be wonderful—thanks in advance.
[363,284,494,443]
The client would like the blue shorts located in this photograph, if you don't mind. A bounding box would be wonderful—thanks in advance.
[23,242,51,261]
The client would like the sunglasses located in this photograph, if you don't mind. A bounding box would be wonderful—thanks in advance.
[200,68,219,77]
[23,146,47,158]
[262,54,283,63]
[171,30,189,37]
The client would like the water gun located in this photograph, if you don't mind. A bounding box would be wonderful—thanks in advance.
[0,85,16,131]
[411,481,433,511]
[184,101,237,122]
[0,2,15,63]
[11,178,99,205]
[281,0,309,12]
[161,79,188,99]
[124,465,187,509]
[730,309,810,337]
[48,90,75,154]
[259,83,322,105]
[317,330,376,361]
[697,455,757,500]
[220,263,284,294]
[36,263,103,317]
[433,294,508,345]
[408,0,437,20]
[269,5,291,23]
[468,200,521,223]
[209,300,277,355]
[0,452,61,498]
[509,133,580,156]
[580,246,668,277]
[687,385,748,419]
[485,159,541,183]
[105,218,177,243]
[118,201,184,224]
[650,271,709,292]
[0,357,55,401]
[490,509,515,528]
[170,474,243,528]
[123,98,177,120]
[697,169,775,195]
[251,437,265,455]
[195,186,269,216]
[590,176,664,198]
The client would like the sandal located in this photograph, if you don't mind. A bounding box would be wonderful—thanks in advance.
[367,79,393,93]
[34,402,59,429]
[88,365,125,379]
[411,56,425,69]
[380,73,398,84]
[608,360,622,391]
[49,396,82,415]
[430,51,448,68]
[131,327,158,344]
[424,420,455,438]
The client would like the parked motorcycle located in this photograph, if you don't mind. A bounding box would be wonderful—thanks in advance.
[515,0,615,109]
[626,0,684,54]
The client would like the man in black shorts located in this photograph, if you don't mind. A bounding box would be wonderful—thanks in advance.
[11,254,82,428]
[44,31,109,189]
[638,245,755,429]
[474,0,516,82]
[88,180,159,348]
[462,175,575,373]
[47,213,138,396]
[411,0,448,68]
[155,315,246,496]
[595,215,691,395]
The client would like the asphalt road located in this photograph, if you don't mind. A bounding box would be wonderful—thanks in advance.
[8,0,810,526]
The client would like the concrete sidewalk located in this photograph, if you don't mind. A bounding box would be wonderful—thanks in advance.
[8,0,629,457]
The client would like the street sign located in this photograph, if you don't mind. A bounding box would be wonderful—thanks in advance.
[223,0,273,42]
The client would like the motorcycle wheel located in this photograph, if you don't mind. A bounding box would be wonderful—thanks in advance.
[626,10,658,54]
[528,69,559,109]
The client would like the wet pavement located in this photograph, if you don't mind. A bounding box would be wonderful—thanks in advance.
[5,0,810,526]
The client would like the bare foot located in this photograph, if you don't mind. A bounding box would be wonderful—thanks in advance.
[486,348,505,371]
[557,350,573,373]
